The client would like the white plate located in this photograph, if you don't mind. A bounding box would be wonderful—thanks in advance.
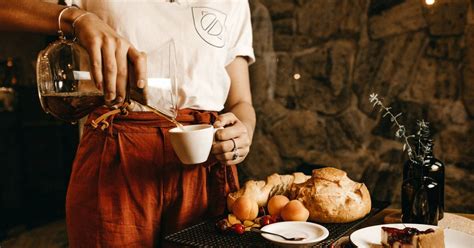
[350,223,474,248]
[260,221,329,247]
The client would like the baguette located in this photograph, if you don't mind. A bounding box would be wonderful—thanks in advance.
[227,172,310,211]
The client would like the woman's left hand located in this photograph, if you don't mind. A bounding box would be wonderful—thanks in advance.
[212,112,251,165]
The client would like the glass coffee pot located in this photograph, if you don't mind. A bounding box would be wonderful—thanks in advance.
[36,36,179,124]
[36,37,104,123]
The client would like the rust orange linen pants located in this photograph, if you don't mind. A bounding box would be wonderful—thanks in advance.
[66,109,239,247]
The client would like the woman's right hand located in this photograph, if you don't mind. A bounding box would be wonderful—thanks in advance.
[71,10,147,107]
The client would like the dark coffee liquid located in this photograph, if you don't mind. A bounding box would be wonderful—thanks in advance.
[41,92,104,122]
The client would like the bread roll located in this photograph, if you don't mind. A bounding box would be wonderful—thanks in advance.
[290,167,371,223]
[227,172,310,211]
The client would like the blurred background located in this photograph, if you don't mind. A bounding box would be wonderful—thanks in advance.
[243,0,474,213]
[1,0,473,246]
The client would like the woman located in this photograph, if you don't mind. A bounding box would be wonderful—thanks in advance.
[0,0,255,247]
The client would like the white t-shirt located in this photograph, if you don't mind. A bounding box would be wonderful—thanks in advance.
[72,0,255,114]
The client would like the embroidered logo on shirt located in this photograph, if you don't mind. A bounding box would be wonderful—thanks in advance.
[192,7,227,48]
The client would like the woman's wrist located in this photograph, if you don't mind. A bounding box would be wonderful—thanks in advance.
[60,7,89,36]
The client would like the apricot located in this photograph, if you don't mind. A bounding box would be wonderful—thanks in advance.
[268,195,290,216]
[280,200,309,221]
[232,196,259,221]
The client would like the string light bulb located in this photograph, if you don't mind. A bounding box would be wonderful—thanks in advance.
[425,0,435,5]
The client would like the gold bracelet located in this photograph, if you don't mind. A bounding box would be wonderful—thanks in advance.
[57,6,78,38]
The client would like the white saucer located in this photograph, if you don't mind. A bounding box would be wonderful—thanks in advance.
[350,223,474,248]
[260,221,329,247]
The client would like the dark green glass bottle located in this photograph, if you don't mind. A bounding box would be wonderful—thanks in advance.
[402,121,443,225]
[402,159,440,225]
[422,142,445,220]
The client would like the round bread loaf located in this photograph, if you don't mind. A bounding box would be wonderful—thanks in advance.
[290,167,371,223]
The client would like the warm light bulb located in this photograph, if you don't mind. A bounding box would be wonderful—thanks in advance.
[425,0,435,5]
[293,73,301,80]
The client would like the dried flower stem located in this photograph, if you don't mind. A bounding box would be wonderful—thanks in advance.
[369,93,417,161]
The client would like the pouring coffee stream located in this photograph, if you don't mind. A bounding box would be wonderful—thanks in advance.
[144,104,184,129]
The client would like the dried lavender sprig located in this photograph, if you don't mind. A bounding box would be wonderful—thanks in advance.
[369,93,417,161]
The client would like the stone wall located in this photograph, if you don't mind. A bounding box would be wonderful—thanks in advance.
[245,0,474,213]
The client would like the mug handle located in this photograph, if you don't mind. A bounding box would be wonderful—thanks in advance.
[213,126,224,141]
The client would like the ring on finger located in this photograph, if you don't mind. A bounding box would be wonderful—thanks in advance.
[231,138,237,152]
[232,149,239,160]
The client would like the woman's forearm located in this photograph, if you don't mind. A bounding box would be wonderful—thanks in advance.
[0,1,148,107]
[224,56,256,144]
[0,0,84,35]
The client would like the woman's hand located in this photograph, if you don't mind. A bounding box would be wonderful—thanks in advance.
[72,10,147,107]
[212,112,252,165]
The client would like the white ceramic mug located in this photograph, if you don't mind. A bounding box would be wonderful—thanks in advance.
[169,124,222,164]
